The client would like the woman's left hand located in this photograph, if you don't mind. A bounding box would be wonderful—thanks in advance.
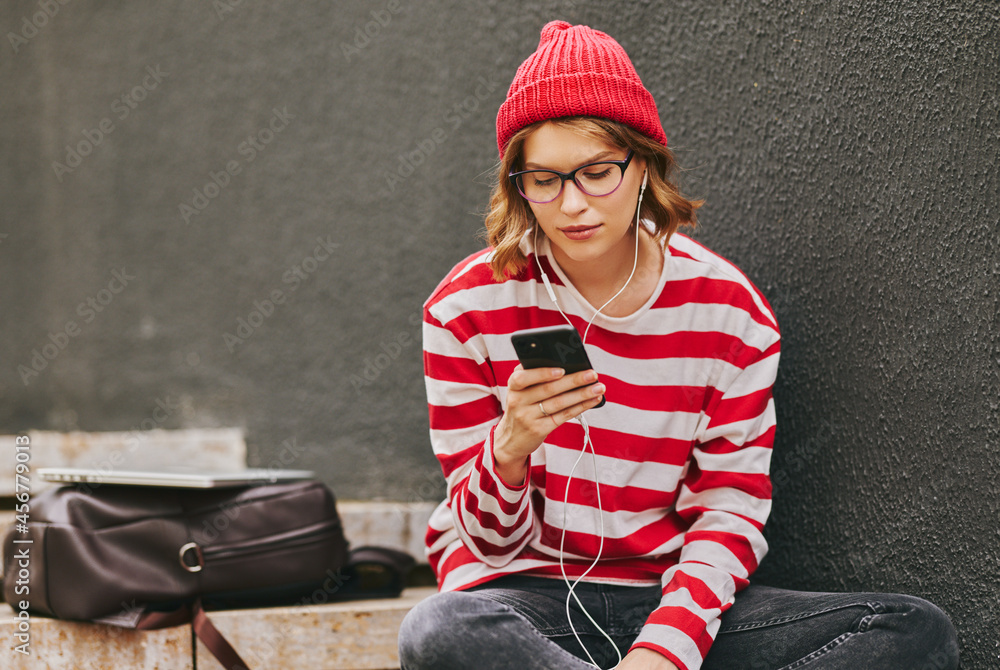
[614,647,680,670]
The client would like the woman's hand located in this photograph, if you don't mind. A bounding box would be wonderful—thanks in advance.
[614,648,680,670]
[492,364,605,485]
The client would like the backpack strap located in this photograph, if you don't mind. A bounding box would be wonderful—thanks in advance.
[133,599,250,670]
[191,598,252,670]
[110,546,417,669]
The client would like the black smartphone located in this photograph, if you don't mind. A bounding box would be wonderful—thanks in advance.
[510,325,605,408]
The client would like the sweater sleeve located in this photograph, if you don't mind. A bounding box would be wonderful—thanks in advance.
[423,304,536,568]
[629,328,781,670]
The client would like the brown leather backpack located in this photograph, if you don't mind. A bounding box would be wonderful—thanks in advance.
[3,479,413,669]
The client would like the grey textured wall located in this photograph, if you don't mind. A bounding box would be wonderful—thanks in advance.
[2,1,997,666]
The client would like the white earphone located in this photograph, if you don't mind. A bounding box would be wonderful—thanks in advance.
[530,167,648,668]
[540,267,560,306]
[533,169,647,314]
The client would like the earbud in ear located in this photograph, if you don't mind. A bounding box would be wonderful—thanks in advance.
[635,171,648,227]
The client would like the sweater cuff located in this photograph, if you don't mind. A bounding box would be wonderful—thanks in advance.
[629,590,721,670]
[628,641,692,670]
[484,424,531,493]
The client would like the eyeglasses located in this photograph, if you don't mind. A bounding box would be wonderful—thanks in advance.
[509,150,634,204]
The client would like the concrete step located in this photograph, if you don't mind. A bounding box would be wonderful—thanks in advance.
[1,605,192,669]
[0,587,435,669]
[0,430,440,667]
[197,587,435,669]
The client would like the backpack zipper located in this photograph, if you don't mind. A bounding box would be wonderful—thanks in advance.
[198,519,343,563]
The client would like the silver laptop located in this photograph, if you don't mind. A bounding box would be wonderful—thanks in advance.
[38,466,315,489]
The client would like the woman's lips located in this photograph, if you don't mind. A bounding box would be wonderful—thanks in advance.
[561,224,602,241]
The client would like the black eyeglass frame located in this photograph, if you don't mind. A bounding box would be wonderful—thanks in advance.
[508,150,635,204]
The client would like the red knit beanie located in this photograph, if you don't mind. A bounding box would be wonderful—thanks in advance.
[496,21,667,158]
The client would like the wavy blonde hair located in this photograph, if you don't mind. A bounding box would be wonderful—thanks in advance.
[483,117,702,282]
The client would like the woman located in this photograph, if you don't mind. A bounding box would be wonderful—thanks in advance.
[399,21,958,670]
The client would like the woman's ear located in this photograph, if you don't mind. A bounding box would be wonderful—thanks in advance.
[633,155,648,185]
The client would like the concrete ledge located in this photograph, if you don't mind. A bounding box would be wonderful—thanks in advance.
[0,608,192,669]
[0,588,434,670]
[197,587,435,669]
[0,430,438,667]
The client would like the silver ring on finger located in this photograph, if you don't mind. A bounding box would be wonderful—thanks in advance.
[538,402,550,417]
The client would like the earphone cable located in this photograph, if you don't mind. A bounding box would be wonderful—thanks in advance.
[559,415,622,668]
[531,170,647,668]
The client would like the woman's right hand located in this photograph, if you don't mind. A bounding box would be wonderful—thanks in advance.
[492,364,606,486]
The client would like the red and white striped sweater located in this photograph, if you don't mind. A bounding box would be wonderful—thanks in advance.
[421,230,780,670]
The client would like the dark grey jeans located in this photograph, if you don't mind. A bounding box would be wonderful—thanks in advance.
[398,575,959,669]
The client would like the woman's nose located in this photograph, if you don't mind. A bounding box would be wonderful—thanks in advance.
[559,179,588,216]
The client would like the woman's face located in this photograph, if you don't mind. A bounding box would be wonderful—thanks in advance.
[521,122,646,273]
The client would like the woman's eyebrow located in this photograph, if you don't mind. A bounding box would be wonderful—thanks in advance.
[524,150,618,170]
